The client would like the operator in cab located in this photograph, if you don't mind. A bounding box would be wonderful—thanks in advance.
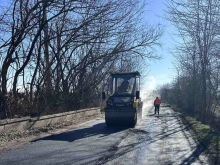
[118,79,129,93]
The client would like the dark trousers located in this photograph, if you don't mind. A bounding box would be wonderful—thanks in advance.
[154,105,160,114]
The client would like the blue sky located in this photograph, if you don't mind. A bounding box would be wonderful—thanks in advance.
[143,0,177,90]
[1,0,177,91]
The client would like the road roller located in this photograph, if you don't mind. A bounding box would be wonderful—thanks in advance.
[101,72,143,127]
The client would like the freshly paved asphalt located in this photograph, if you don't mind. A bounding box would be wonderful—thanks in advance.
[0,97,211,165]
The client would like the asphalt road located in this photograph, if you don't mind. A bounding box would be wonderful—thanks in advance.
[0,99,211,165]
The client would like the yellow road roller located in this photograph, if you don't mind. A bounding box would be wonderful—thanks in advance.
[102,72,143,127]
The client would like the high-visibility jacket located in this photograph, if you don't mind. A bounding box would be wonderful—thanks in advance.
[154,98,161,105]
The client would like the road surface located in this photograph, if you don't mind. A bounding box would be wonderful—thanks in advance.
[0,97,211,165]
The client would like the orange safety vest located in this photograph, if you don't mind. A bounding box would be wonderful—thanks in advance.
[155,98,161,105]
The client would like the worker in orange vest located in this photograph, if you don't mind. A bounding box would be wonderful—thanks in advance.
[154,97,161,114]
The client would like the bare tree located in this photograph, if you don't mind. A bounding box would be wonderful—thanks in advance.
[166,0,220,123]
[0,0,162,118]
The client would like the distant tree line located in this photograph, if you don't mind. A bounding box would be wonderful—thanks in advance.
[161,0,220,124]
[0,0,162,119]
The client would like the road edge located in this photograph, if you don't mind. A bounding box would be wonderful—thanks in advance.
[0,115,104,155]
[171,106,217,165]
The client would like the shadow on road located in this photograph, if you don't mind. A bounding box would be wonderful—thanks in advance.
[99,112,211,165]
[179,131,213,165]
[31,122,129,143]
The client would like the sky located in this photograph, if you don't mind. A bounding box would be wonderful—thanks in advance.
[0,0,177,92]
[142,0,177,91]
